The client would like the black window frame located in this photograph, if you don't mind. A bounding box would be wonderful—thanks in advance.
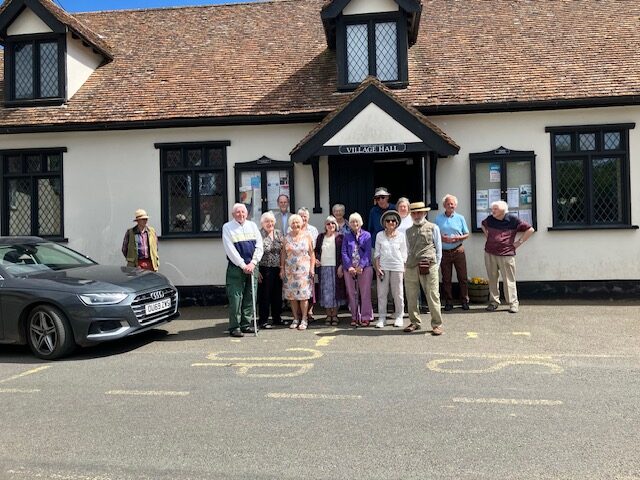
[156,141,230,239]
[546,123,636,230]
[0,147,66,240]
[469,147,537,233]
[4,33,66,106]
[336,11,409,90]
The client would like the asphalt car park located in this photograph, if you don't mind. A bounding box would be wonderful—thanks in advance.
[1,302,639,480]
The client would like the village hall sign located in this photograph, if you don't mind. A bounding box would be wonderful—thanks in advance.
[338,143,407,155]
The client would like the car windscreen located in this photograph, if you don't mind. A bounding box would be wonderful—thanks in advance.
[0,243,95,277]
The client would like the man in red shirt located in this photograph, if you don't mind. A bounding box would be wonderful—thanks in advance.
[481,200,534,313]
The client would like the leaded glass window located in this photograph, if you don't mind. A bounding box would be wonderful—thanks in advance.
[159,143,229,236]
[8,38,62,101]
[375,22,398,81]
[346,24,369,84]
[549,126,632,227]
[1,150,64,238]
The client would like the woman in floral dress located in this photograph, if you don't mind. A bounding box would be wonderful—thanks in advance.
[280,214,315,330]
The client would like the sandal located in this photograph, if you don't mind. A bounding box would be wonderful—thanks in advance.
[325,316,332,326]
[361,320,370,327]
[350,319,358,327]
[298,319,308,330]
[330,316,339,326]
[403,323,421,332]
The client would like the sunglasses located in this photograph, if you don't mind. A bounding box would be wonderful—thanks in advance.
[385,218,398,223]
[375,196,389,200]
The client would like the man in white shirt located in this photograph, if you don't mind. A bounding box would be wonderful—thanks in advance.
[222,203,264,337]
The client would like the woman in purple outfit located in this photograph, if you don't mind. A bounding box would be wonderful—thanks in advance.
[341,212,373,327]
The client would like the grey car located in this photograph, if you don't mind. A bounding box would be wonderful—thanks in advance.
[0,237,179,359]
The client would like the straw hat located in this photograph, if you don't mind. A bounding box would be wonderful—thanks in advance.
[133,209,149,221]
[409,201,431,212]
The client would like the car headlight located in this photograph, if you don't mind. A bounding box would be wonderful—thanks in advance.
[78,293,128,306]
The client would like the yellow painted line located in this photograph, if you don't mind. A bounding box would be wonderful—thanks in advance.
[206,348,323,362]
[192,362,314,378]
[512,332,531,336]
[427,358,564,374]
[466,332,478,339]
[0,388,40,394]
[452,397,563,406]
[105,390,190,397]
[267,393,362,400]
[316,336,336,347]
[231,339,241,343]
[0,365,51,384]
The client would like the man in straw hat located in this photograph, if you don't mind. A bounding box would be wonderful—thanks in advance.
[121,209,159,271]
[403,201,444,335]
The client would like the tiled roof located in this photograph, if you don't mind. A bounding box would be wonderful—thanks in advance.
[0,0,639,131]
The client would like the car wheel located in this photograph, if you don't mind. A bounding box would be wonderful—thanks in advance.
[27,305,75,360]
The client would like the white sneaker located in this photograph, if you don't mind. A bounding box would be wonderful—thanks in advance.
[289,320,299,329]
[393,318,404,328]
[375,319,385,329]
[298,320,308,330]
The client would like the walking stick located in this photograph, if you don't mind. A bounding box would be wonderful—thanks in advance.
[353,270,360,327]
[251,271,258,337]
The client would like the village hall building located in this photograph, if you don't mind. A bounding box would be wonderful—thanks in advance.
[0,0,639,303]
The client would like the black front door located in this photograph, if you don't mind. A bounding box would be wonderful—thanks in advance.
[329,155,423,227]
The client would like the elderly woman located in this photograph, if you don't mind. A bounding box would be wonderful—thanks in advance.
[280,214,316,330]
[257,211,284,329]
[341,212,373,327]
[374,210,407,328]
[298,207,319,321]
[332,203,350,235]
[396,197,412,234]
[315,216,346,326]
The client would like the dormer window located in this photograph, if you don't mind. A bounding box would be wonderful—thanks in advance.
[345,19,399,84]
[6,35,65,103]
[322,0,421,91]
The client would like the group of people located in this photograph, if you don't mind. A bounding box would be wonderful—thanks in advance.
[121,187,534,339]
[216,187,534,338]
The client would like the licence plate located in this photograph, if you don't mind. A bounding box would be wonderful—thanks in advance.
[145,298,171,315]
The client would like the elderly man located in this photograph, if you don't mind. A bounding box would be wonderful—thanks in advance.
[368,187,396,248]
[481,200,534,314]
[222,203,264,337]
[273,194,291,234]
[122,208,159,271]
[435,194,470,311]
[403,201,444,336]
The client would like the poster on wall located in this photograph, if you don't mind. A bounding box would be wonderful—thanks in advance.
[476,190,489,210]
[519,209,533,225]
[507,187,519,209]
[519,184,532,205]
[488,188,501,205]
[489,163,501,183]
[476,211,488,229]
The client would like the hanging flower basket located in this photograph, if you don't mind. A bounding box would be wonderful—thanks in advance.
[468,277,489,303]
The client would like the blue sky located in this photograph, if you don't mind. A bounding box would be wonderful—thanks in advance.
[56,0,257,12]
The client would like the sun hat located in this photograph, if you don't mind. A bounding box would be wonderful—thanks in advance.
[133,209,149,221]
[373,187,390,197]
[380,210,401,227]
[409,201,431,213]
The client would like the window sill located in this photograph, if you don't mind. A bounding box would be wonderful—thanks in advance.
[158,233,222,240]
[547,225,639,231]
[44,237,68,243]
[5,98,65,108]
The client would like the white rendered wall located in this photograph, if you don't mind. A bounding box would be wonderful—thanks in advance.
[66,33,103,98]
[0,106,638,286]
[428,106,640,282]
[324,103,421,145]
[6,7,52,35]
[343,0,398,15]
[0,124,317,286]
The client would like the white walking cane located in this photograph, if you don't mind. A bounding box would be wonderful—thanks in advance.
[251,271,258,337]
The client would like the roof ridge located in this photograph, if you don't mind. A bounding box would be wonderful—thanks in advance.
[71,0,294,16]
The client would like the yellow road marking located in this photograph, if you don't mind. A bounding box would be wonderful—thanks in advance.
[0,388,40,394]
[0,366,51,384]
[206,348,323,362]
[105,390,190,396]
[512,332,531,336]
[466,332,478,339]
[427,358,564,374]
[192,362,314,378]
[315,336,336,347]
[267,393,362,400]
[452,397,563,406]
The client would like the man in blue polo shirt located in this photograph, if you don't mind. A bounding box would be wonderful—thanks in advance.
[368,187,396,248]
[435,194,470,311]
